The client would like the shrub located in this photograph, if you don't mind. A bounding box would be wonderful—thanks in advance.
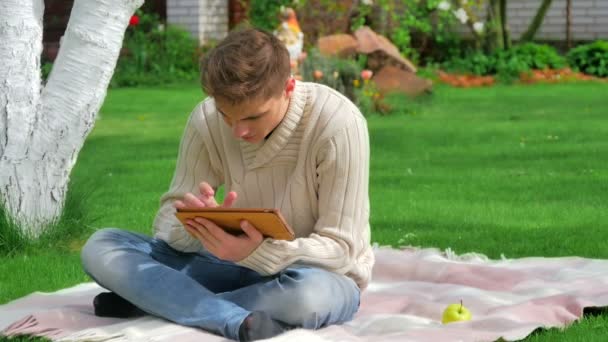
[442,51,497,76]
[442,43,566,82]
[300,49,361,100]
[299,50,388,115]
[352,0,463,64]
[567,40,608,77]
[510,43,567,70]
[248,0,294,32]
[111,11,199,87]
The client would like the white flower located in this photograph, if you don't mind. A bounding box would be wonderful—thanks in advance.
[453,8,468,24]
[361,0,374,5]
[437,1,451,11]
[473,21,484,33]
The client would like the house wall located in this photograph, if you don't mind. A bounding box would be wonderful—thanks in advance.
[506,0,608,41]
[178,0,607,44]
[41,0,607,60]
[167,0,228,43]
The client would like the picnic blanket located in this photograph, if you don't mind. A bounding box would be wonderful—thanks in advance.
[3,246,608,342]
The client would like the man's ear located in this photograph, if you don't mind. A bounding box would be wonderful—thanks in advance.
[285,77,296,96]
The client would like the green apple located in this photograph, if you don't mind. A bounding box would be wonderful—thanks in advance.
[441,300,472,324]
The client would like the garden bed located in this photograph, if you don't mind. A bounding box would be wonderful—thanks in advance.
[438,68,605,87]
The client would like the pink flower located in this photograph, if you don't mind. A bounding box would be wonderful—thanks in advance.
[361,69,373,80]
[129,15,140,26]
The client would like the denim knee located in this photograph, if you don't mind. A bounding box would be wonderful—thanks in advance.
[272,267,360,328]
[81,228,142,285]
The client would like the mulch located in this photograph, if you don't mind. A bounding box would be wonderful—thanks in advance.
[438,69,606,87]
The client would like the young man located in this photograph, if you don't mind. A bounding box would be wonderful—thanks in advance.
[81,28,374,341]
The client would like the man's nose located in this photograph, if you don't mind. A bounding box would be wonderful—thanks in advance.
[233,122,249,138]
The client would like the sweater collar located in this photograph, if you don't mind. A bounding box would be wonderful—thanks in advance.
[240,81,308,169]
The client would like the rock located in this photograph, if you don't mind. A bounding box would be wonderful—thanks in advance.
[354,26,417,73]
[373,65,433,97]
[317,34,358,57]
[315,27,430,96]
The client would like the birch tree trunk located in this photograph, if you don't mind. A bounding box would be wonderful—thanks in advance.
[0,0,143,236]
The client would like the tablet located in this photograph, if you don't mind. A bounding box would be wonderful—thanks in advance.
[175,208,295,240]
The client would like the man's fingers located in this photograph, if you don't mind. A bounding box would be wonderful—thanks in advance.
[184,193,206,208]
[222,191,238,208]
[199,182,215,197]
[173,200,186,209]
[184,225,197,238]
[197,182,219,207]
[197,218,232,242]
[187,220,219,248]
[240,220,263,242]
[198,194,219,207]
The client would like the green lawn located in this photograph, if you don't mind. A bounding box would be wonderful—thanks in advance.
[1,82,608,341]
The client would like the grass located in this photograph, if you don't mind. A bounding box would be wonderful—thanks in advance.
[372,83,608,258]
[0,178,97,258]
[1,81,607,341]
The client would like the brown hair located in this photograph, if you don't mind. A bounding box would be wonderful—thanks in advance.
[200,28,291,104]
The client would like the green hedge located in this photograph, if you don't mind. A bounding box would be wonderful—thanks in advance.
[568,40,608,78]
[110,11,200,87]
[442,43,567,81]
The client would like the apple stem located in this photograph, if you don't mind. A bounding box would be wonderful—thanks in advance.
[459,300,463,313]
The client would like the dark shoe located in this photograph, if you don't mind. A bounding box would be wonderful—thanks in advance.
[238,311,291,341]
[93,291,144,318]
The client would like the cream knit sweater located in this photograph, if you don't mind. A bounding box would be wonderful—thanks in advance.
[153,81,375,289]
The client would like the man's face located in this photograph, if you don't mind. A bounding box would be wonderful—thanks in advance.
[215,80,294,144]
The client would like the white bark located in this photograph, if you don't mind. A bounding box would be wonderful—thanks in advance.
[0,0,143,236]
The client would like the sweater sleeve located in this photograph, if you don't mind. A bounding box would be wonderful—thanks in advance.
[237,114,370,276]
[153,106,223,253]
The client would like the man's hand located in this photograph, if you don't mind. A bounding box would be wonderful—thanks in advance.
[173,181,263,261]
[185,218,264,262]
[173,182,237,209]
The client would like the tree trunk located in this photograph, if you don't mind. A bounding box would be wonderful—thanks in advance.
[500,0,511,49]
[487,0,504,51]
[521,0,554,42]
[566,0,572,48]
[0,0,143,236]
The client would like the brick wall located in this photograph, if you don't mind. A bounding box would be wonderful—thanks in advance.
[167,0,228,44]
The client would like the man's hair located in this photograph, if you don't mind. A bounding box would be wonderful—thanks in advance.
[200,28,291,104]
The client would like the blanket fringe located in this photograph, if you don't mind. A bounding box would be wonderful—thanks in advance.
[2,315,64,339]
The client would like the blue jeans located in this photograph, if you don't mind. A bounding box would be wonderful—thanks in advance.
[81,228,360,341]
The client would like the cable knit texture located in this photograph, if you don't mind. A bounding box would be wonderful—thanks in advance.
[152,81,375,289]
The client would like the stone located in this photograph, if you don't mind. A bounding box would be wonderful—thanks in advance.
[373,65,433,97]
[317,34,359,57]
[354,26,417,73]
